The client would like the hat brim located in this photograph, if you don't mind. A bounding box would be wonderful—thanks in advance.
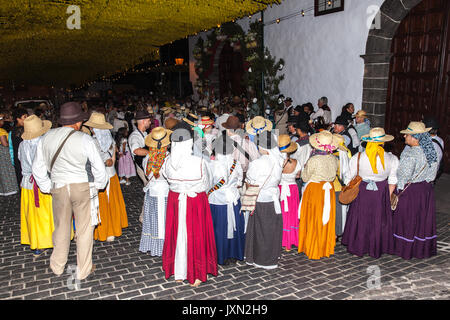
[21,120,52,140]
[280,141,298,154]
[84,121,113,130]
[245,119,273,135]
[399,128,431,135]
[145,129,172,148]
[309,133,339,152]
[361,134,394,142]
[200,120,214,126]
[183,118,197,127]
[58,114,86,125]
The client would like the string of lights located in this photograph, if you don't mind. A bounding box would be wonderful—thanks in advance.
[74,0,336,91]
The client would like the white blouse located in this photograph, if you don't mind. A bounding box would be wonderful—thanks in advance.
[245,154,282,203]
[348,151,399,185]
[208,154,243,205]
[18,137,40,190]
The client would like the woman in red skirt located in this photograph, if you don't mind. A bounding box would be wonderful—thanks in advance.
[160,121,217,287]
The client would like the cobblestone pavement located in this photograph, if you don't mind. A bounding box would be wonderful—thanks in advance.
[1,176,449,300]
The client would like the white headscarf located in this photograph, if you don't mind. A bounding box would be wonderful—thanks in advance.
[92,128,114,153]
[169,139,193,170]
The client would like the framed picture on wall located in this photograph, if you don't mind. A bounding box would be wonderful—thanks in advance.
[314,0,345,16]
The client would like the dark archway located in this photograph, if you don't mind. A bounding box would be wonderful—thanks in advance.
[360,0,423,127]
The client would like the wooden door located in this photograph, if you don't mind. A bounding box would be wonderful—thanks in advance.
[386,0,449,171]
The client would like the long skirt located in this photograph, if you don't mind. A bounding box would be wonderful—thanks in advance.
[94,174,128,241]
[162,191,217,284]
[341,180,394,258]
[210,200,245,265]
[0,145,18,196]
[393,181,436,259]
[244,201,283,269]
[279,184,300,250]
[118,152,136,178]
[20,188,54,250]
[139,192,167,256]
[298,182,336,260]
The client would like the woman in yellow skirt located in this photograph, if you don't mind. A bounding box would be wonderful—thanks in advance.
[18,115,53,257]
[298,131,339,260]
[85,112,128,242]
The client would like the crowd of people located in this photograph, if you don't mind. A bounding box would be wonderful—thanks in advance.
[0,92,445,288]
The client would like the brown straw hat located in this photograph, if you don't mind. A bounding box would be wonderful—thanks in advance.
[164,117,179,130]
[145,127,172,149]
[309,130,339,152]
[399,121,431,135]
[361,127,394,142]
[278,134,298,154]
[199,116,214,126]
[21,115,52,140]
[58,102,86,125]
[84,112,113,130]
[222,115,241,130]
[246,116,273,135]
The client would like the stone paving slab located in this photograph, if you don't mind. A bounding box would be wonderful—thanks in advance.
[0,176,449,300]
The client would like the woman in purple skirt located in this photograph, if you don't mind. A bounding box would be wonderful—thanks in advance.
[342,128,399,258]
[393,122,439,260]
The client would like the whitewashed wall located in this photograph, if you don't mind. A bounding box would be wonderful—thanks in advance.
[189,0,385,120]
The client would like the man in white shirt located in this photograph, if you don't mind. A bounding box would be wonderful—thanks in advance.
[32,102,108,281]
[128,110,151,185]
[311,96,332,125]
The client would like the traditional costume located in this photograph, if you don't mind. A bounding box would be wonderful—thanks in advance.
[341,128,398,258]
[208,133,245,265]
[332,134,352,237]
[298,131,339,260]
[85,112,128,242]
[32,102,108,280]
[393,122,439,259]
[139,127,171,256]
[161,121,217,286]
[278,135,301,251]
[0,125,18,196]
[244,130,284,269]
[18,115,54,256]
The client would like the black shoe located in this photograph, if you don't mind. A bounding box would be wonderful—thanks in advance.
[228,258,237,265]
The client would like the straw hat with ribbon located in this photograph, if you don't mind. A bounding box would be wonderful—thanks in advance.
[278,134,298,154]
[21,115,52,140]
[83,112,113,130]
[361,127,394,142]
[309,130,339,153]
[183,113,199,127]
[399,121,431,135]
[145,127,172,149]
[246,116,273,135]
[199,116,214,126]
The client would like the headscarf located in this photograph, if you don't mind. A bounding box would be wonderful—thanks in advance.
[168,139,193,170]
[146,146,168,178]
[365,142,385,174]
[412,132,437,167]
[338,142,352,159]
[92,128,114,153]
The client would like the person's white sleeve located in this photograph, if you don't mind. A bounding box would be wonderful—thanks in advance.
[388,153,399,185]
[349,128,360,148]
[83,135,108,190]
[235,160,244,187]
[310,108,323,120]
[348,153,358,181]
[245,159,259,185]
[343,135,351,147]
[31,139,52,193]
[128,132,141,155]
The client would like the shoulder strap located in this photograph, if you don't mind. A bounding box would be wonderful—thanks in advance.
[431,138,444,153]
[50,130,77,172]
[356,152,361,176]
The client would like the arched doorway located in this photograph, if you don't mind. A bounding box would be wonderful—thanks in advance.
[361,0,449,171]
